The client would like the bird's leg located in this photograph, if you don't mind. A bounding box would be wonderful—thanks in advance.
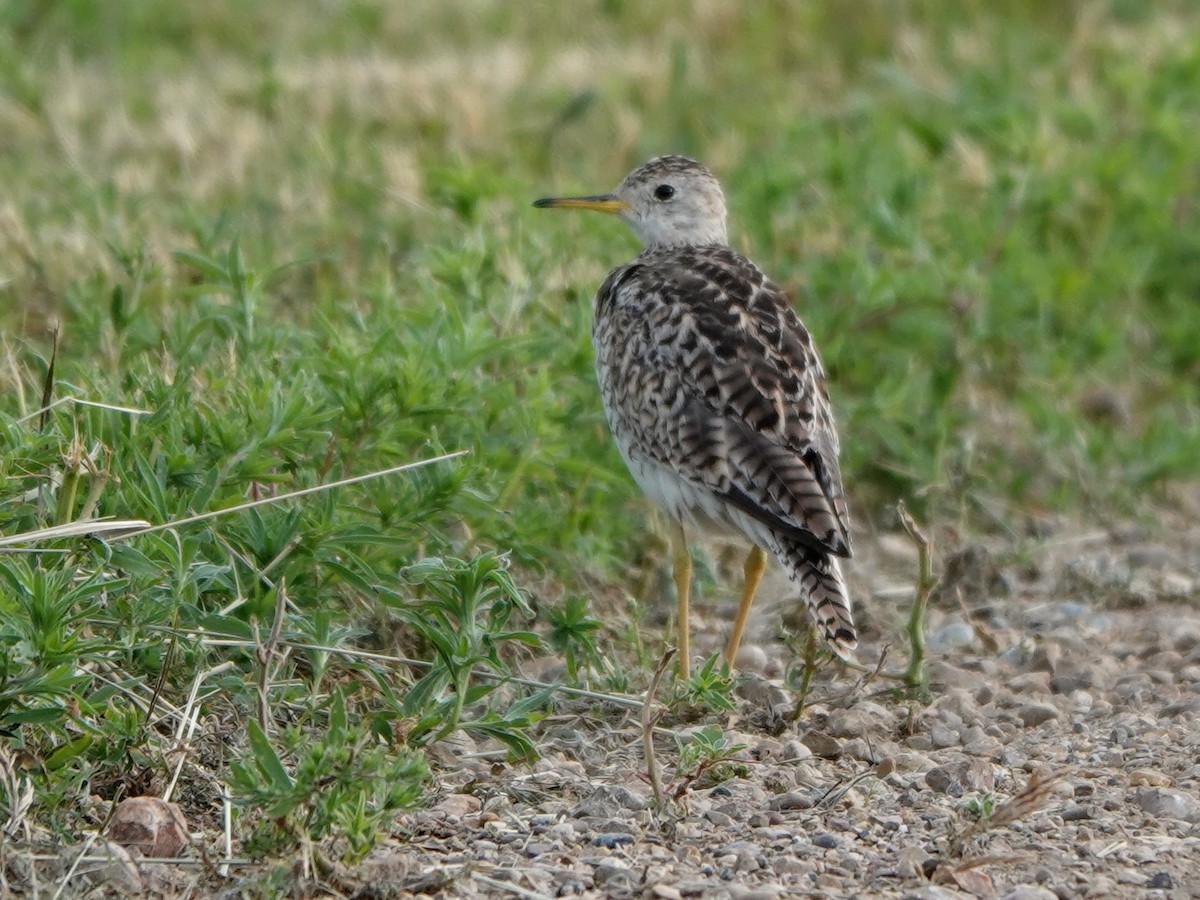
[724,545,769,668]
[670,521,692,680]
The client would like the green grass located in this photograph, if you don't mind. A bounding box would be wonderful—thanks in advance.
[1,0,1199,880]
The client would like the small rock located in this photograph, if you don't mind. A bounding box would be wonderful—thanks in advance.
[963,733,1005,759]
[95,841,143,893]
[734,643,771,674]
[1115,868,1147,886]
[1049,673,1093,693]
[828,709,874,738]
[592,832,636,848]
[928,622,977,651]
[925,767,963,796]
[812,833,839,849]
[896,846,933,879]
[780,740,813,762]
[1162,698,1200,718]
[925,759,994,795]
[928,660,988,692]
[1135,788,1200,822]
[1018,702,1060,727]
[903,734,934,751]
[1148,872,1173,889]
[753,737,785,760]
[937,689,983,723]
[430,793,481,818]
[1000,887,1058,900]
[841,738,880,762]
[1030,644,1061,674]
[727,888,782,900]
[593,861,633,889]
[705,809,734,827]
[1129,769,1171,787]
[767,790,814,811]
[950,868,995,895]
[799,730,840,758]
[929,724,959,749]
[1007,672,1051,694]
[107,796,189,858]
[570,785,648,818]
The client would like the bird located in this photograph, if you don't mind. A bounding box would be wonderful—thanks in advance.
[534,155,854,678]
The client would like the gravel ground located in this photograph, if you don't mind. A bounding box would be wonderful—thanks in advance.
[367,519,1200,900]
[50,516,1200,898]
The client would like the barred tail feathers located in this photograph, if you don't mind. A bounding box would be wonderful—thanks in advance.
[771,538,857,660]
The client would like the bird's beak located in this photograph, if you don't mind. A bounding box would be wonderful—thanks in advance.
[533,194,630,214]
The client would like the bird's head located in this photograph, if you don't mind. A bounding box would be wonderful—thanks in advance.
[534,155,728,250]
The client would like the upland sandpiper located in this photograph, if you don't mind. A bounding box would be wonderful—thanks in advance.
[535,156,854,678]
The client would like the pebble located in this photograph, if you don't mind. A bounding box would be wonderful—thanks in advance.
[767,790,814,811]
[592,862,633,889]
[841,738,879,762]
[1162,698,1200,717]
[1018,702,1061,726]
[929,724,959,748]
[1008,672,1051,694]
[928,659,989,692]
[780,739,813,762]
[570,785,647,818]
[828,707,881,737]
[1135,788,1200,822]
[963,733,1005,758]
[592,832,635,848]
[812,833,839,849]
[1000,887,1058,900]
[937,689,983,723]
[1030,643,1061,673]
[799,730,841,758]
[734,643,771,674]
[924,759,995,795]
[928,622,977,651]
[1050,673,1093,693]
[1129,769,1171,787]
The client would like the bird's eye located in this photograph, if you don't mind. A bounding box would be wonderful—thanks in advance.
[653,184,676,201]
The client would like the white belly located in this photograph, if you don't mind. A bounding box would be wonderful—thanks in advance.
[618,444,768,545]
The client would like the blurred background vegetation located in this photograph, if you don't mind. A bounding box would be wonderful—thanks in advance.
[0,0,1197,865]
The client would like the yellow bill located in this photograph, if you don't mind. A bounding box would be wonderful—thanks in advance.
[533,194,630,214]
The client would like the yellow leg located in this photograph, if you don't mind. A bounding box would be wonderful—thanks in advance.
[724,546,769,668]
[670,521,692,680]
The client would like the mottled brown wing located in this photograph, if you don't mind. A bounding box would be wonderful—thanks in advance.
[605,247,851,557]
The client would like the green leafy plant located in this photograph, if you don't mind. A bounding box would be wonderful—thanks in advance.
[544,593,605,681]
[960,792,998,822]
[670,724,749,798]
[671,653,736,715]
[0,559,109,733]
[229,690,428,860]
[385,555,544,755]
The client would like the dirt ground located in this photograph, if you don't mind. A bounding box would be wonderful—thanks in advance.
[365,512,1200,900]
